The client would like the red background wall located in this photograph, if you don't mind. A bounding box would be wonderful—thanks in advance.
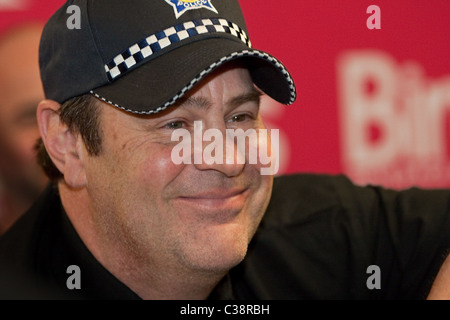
[240,0,450,189]
[1,0,449,189]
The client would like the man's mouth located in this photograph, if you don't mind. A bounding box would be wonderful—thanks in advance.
[176,188,249,220]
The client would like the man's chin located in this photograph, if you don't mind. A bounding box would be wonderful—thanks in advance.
[178,227,250,275]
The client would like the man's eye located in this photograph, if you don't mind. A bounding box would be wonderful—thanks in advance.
[165,121,184,130]
[228,114,248,123]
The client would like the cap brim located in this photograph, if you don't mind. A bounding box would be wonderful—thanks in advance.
[92,37,296,114]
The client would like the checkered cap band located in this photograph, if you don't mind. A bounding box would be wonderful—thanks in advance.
[92,49,297,114]
[105,18,252,81]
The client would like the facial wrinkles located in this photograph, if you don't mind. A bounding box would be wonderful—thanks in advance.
[160,132,254,201]
[95,70,264,208]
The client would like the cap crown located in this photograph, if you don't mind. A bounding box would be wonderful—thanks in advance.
[39,0,249,103]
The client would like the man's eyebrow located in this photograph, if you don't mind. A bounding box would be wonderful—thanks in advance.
[176,96,212,110]
[227,88,263,109]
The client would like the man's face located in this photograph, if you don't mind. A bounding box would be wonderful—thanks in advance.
[82,64,274,275]
[0,25,47,198]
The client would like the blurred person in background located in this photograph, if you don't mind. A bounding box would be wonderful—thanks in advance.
[0,23,48,235]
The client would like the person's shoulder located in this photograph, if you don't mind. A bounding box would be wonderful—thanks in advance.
[263,173,357,228]
[0,184,61,262]
[0,184,67,298]
[272,173,354,196]
[271,172,355,206]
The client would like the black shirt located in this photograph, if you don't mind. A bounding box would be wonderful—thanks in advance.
[1,174,450,299]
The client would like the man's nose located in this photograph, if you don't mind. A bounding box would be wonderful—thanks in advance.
[192,122,245,177]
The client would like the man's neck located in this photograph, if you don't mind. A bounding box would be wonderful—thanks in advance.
[106,257,225,300]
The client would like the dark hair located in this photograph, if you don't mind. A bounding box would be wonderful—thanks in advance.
[36,94,102,181]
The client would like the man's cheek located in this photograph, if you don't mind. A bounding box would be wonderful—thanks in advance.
[244,129,280,176]
[152,146,185,177]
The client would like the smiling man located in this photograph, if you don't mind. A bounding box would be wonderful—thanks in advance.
[1,0,450,301]
[39,63,274,299]
[0,0,294,299]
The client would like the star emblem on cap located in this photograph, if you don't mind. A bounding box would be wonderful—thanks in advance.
[164,0,218,19]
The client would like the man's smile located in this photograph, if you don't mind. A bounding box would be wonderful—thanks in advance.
[176,188,250,221]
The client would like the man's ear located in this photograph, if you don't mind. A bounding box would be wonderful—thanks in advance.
[37,100,87,188]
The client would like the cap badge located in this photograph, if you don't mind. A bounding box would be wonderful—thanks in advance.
[164,0,218,19]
